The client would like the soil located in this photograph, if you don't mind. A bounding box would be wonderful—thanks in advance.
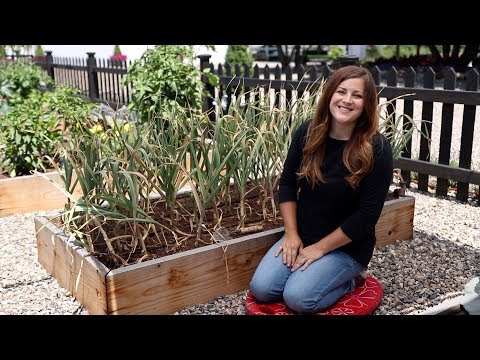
[53,185,285,269]
[50,185,404,270]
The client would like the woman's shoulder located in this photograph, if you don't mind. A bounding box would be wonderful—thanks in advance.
[372,132,392,155]
[297,118,313,133]
[372,132,390,146]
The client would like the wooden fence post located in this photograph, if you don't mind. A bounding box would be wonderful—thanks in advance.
[86,52,99,101]
[198,54,215,122]
[45,51,55,81]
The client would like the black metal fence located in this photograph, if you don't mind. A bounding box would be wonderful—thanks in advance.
[35,51,132,109]
[31,52,479,203]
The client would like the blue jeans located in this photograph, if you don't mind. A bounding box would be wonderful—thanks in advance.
[249,236,365,313]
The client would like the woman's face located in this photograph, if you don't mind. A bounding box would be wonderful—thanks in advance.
[329,77,365,127]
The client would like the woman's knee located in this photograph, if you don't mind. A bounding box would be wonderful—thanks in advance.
[283,289,321,313]
[249,280,279,303]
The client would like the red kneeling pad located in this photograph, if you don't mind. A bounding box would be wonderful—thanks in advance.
[245,276,383,315]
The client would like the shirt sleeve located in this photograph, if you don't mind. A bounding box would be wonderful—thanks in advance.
[340,134,393,243]
[278,121,309,203]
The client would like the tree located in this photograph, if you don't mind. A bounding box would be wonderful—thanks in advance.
[428,44,479,69]
[0,45,6,58]
[225,45,253,70]
[275,45,323,69]
[35,45,44,56]
[113,45,122,55]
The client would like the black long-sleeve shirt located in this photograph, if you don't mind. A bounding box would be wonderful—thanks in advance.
[278,119,393,267]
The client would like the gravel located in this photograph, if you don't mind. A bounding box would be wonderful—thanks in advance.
[0,184,478,315]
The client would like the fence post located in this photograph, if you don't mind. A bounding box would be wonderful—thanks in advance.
[45,51,55,81]
[86,52,99,101]
[198,54,215,122]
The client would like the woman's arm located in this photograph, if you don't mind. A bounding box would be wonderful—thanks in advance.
[340,134,393,244]
[275,201,303,267]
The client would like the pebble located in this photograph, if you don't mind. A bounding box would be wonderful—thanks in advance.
[0,188,478,315]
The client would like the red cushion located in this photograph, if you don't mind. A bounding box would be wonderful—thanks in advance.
[245,276,383,315]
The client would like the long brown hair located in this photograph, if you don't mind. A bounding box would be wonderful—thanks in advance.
[298,65,379,188]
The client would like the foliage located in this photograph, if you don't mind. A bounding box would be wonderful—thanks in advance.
[35,45,44,56]
[0,60,52,103]
[0,45,6,58]
[113,45,122,55]
[55,84,312,265]
[0,85,93,177]
[0,80,13,115]
[0,92,62,177]
[110,45,127,61]
[377,93,426,160]
[327,45,345,60]
[45,85,96,134]
[225,45,253,71]
[123,45,218,123]
[52,76,419,268]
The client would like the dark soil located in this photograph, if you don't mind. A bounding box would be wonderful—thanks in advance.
[54,185,284,270]
[52,186,403,270]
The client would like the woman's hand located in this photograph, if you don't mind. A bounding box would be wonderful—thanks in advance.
[290,244,326,272]
[274,232,303,267]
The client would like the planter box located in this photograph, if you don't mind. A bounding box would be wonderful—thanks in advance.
[34,195,415,315]
[0,171,82,217]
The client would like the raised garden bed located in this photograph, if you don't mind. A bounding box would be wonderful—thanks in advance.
[34,195,415,315]
[0,171,81,217]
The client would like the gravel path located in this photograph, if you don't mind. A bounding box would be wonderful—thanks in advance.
[1,184,478,315]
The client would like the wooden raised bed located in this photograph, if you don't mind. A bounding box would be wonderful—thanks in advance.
[0,171,81,217]
[34,195,415,315]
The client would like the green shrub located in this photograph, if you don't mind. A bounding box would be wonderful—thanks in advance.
[0,85,93,177]
[0,60,52,103]
[123,45,218,123]
[327,45,345,60]
[225,45,253,72]
[113,45,122,55]
[35,45,44,56]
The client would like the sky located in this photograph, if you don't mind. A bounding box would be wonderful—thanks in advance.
[41,45,228,64]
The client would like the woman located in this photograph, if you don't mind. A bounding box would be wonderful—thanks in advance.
[249,65,393,314]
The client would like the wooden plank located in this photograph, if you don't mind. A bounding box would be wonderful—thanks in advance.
[375,196,415,248]
[0,171,82,217]
[457,68,479,201]
[35,216,109,315]
[436,68,457,197]
[418,295,464,315]
[394,157,480,185]
[219,77,480,106]
[105,228,284,315]
[400,67,416,186]
[418,68,435,192]
[36,195,415,315]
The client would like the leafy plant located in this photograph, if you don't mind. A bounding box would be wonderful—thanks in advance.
[113,45,122,55]
[327,45,345,60]
[0,85,93,177]
[51,76,420,268]
[35,45,44,56]
[0,92,62,177]
[225,45,254,70]
[0,80,13,115]
[123,45,218,123]
[0,60,52,103]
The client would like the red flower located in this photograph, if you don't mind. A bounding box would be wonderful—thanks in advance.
[110,54,127,61]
